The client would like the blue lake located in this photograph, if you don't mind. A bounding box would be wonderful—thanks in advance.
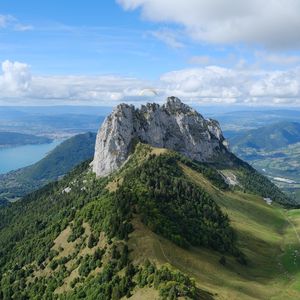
[0,140,62,174]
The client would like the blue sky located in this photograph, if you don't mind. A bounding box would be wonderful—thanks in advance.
[0,1,188,77]
[0,0,243,78]
[0,0,300,106]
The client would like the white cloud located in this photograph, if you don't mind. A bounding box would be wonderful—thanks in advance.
[0,60,150,105]
[117,0,300,49]
[160,66,300,105]
[0,14,33,31]
[160,67,243,103]
[249,70,300,98]
[28,75,151,104]
[1,60,300,106]
[0,60,32,95]
[150,29,184,48]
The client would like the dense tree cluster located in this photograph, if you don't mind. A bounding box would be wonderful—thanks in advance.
[78,249,104,277]
[237,165,294,206]
[0,144,248,299]
[121,154,241,257]
[136,260,197,299]
[63,257,197,300]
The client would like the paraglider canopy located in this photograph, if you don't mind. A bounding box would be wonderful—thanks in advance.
[138,88,158,96]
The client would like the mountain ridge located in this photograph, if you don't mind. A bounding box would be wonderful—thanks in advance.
[230,121,300,152]
[92,97,229,177]
[91,97,293,207]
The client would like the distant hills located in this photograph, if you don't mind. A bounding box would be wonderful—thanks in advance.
[0,106,106,137]
[0,132,96,205]
[229,121,300,202]
[0,132,52,147]
[216,109,300,132]
[230,121,300,152]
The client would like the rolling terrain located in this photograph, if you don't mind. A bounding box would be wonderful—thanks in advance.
[230,121,300,152]
[0,143,299,299]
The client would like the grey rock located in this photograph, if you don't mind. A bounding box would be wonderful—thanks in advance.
[92,96,230,177]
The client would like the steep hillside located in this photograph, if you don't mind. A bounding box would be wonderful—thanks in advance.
[91,97,292,206]
[0,131,52,147]
[0,143,299,299]
[0,132,96,204]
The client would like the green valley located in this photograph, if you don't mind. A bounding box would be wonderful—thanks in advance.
[229,122,300,203]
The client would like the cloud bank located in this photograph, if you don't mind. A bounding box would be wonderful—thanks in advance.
[117,0,300,49]
[161,67,300,105]
[0,60,147,105]
[0,60,300,106]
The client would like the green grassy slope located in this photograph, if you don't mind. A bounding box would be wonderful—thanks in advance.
[130,157,300,299]
[0,143,300,299]
[0,132,96,204]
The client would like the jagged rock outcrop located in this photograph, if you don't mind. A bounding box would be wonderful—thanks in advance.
[92,97,229,177]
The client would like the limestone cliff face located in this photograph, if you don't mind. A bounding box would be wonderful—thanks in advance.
[92,97,229,177]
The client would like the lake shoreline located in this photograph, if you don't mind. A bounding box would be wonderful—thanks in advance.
[0,139,63,175]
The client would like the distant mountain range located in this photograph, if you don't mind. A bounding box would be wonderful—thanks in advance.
[229,121,300,202]
[0,132,96,205]
[212,110,300,138]
[0,132,52,147]
[230,121,300,152]
[0,106,106,137]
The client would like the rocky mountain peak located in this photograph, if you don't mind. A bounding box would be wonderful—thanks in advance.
[165,96,185,109]
[92,97,229,177]
[163,96,198,115]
